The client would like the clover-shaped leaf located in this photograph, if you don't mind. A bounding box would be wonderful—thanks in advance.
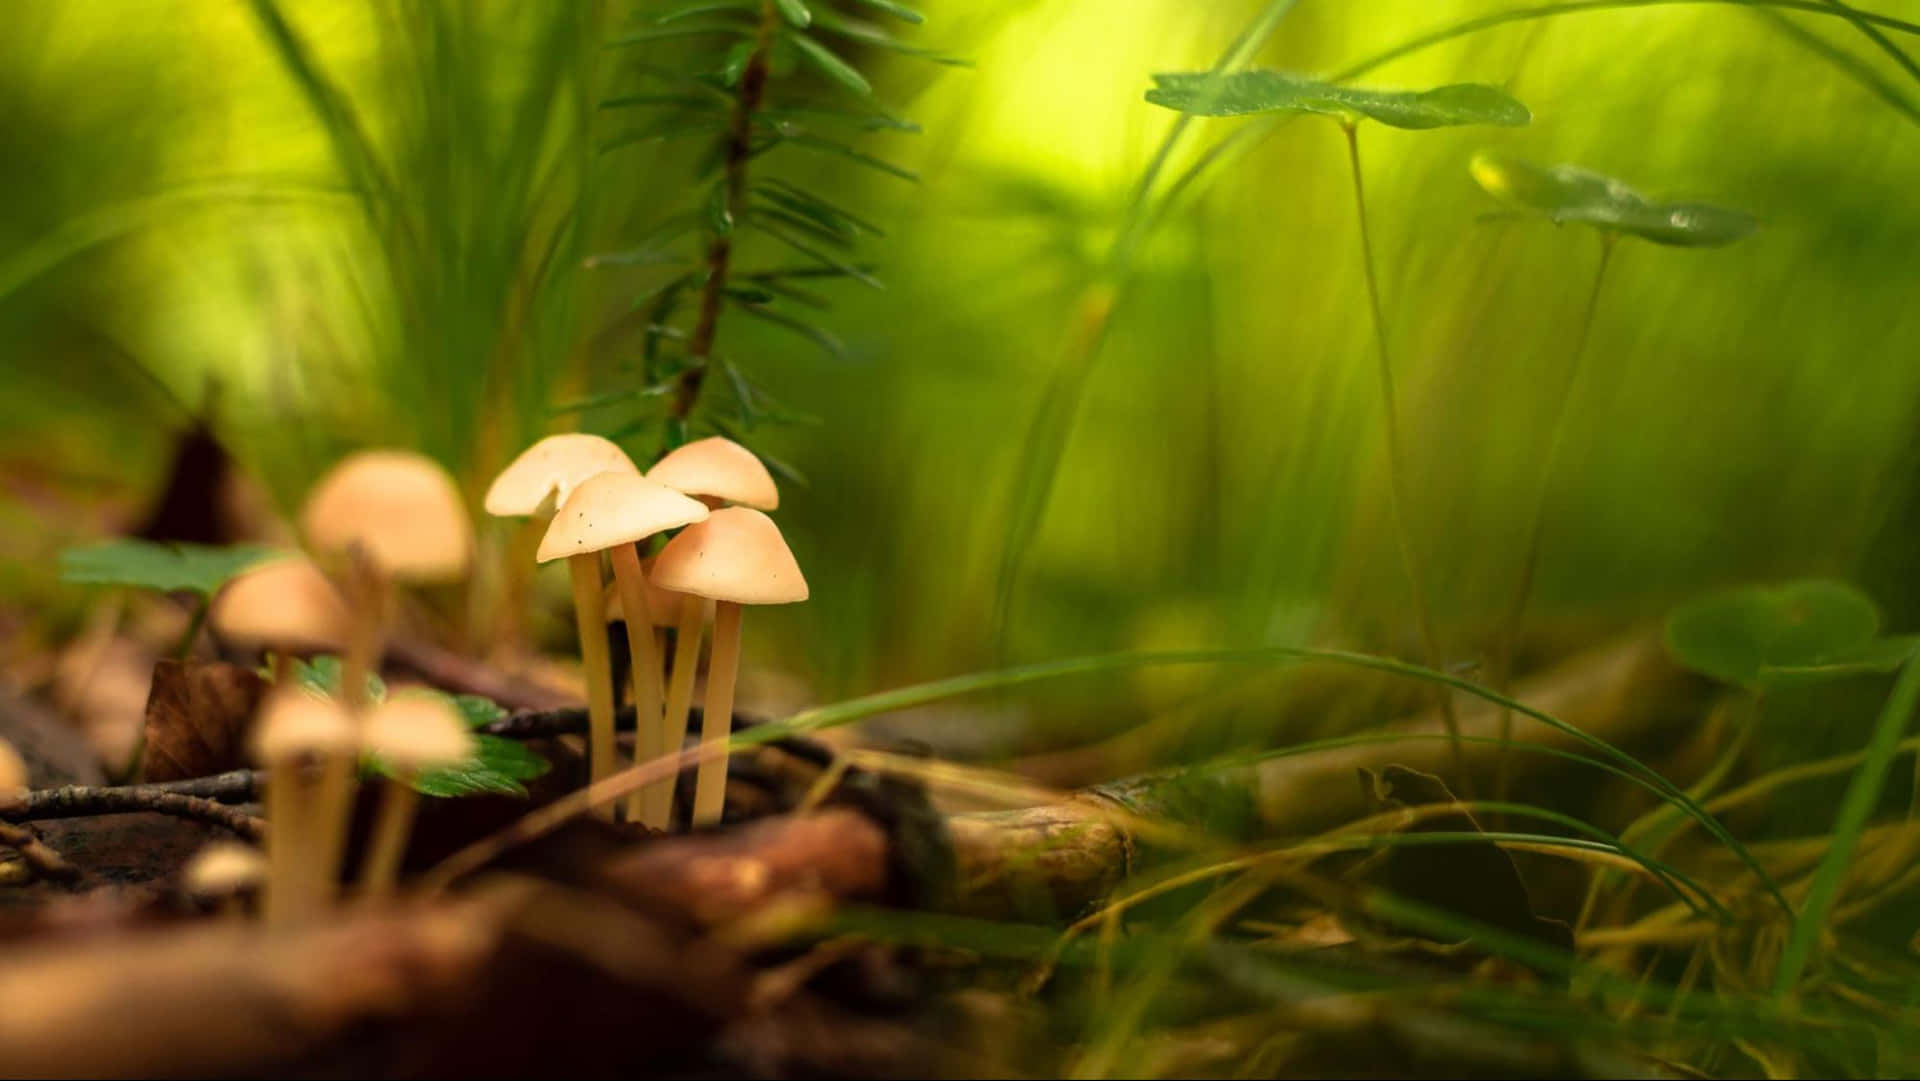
[1146,71,1529,130]
[60,540,283,599]
[1665,580,1881,691]
[1470,152,1756,247]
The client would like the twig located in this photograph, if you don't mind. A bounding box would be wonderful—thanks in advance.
[671,0,778,428]
[2,784,265,841]
[483,703,771,740]
[0,821,80,883]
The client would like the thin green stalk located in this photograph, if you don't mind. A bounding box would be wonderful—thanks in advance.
[1773,652,1920,993]
[1491,233,1617,802]
[1341,122,1467,790]
[174,596,210,661]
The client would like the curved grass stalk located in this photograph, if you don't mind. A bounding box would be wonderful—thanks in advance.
[1491,233,1616,803]
[428,643,1784,916]
[1341,122,1467,789]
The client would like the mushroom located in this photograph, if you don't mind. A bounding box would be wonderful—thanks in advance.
[184,842,266,917]
[538,472,708,825]
[646,436,779,511]
[0,739,27,803]
[649,507,807,826]
[485,435,642,818]
[299,450,472,908]
[209,557,351,683]
[357,695,475,899]
[249,688,355,927]
[605,563,701,828]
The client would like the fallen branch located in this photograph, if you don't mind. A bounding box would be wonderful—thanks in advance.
[0,821,79,883]
[1,782,266,840]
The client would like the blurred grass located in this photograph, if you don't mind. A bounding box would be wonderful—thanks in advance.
[3,0,1919,749]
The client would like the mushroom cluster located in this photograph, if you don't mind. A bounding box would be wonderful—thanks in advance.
[486,434,806,828]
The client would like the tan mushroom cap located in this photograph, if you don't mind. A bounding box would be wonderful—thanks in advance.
[362,695,475,771]
[0,739,26,798]
[184,842,266,895]
[485,433,639,518]
[648,507,808,606]
[250,689,357,764]
[300,450,473,583]
[536,471,709,565]
[646,437,779,511]
[210,557,351,653]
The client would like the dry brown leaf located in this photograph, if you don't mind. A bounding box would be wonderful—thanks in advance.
[141,660,269,782]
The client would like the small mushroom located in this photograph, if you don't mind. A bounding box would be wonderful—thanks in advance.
[357,696,475,899]
[184,841,267,917]
[249,689,355,928]
[0,739,27,804]
[649,508,807,826]
[299,450,472,910]
[485,435,641,819]
[539,472,708,826]
[646,436,779,511]
[209,557,351,683]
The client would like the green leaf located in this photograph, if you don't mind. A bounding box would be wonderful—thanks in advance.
[732,298,849,360]
[749,216,884,288]
[760,103,920,133]
[845,0,922,23]
[610,23,755,47]
[654,0,754,24]
[1145,70,1530,130]
[723,283,777,305]
[811,9,968,65]
[721,39,757,87]
[758,178,884,236]
[785,31,872,96]
[448,693,508,728]
[1758,635,1920,688]
[60,540,283,598]
[381,735,551,799]
[292,654,387,704]
[705,179,735,237]
[1665,580,1881,691]
[774,0,812,29]
[775,132,917,181]
[1469,153,1757,247]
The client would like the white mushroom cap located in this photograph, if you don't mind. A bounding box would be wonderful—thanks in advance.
[0,739,27,799]
[300,451,473,583]
[210,557,351,653]
[485,434,639,518]
[648,507,808,606]
[646,437,778,511]
[362,695,476,771]
[250,689,357,764]
[184,842,266,896]
[535,471,709,565]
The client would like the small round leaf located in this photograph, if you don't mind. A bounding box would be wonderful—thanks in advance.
[1665,580,1880,690]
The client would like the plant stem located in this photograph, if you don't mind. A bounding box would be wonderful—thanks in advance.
[175,596,210,661]
[1490,233,1616,803]
[1341,122,1466,788]
[670,0,777,435]
[608,544,668,826]
[650,597,706,827]
[692,600,743,827]
[567,553,618,821]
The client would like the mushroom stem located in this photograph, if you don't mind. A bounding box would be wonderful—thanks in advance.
[567,553,618,820]
[608,544,667,827]
[691,600,742,827]
[358,776,421,899]
[262,762,307,928]
[313,552,383,911]
[659,596,709,827]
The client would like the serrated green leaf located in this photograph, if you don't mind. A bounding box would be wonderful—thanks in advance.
[387,735,551,799]
[774,0,811,28]
[1470,153,1757,248]
[785,30,872,96]
[60,540,284,598]
[846,0,921,23]
[292,654,387,703]
[1665,580,1881,691]
[448,693,508,728]
[1146,70,1530,130]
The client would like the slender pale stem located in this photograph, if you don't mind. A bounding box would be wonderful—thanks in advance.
[175,596,209,660]
[658,595,709,827]
[1492,233,1616,802]
[567,553,618,820]
[313,551,383,911]
[358,776,420,899]
[608,544,667,827]
[1342,123,1466,787]
[263,759,306,928]
[692,601,742,827]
